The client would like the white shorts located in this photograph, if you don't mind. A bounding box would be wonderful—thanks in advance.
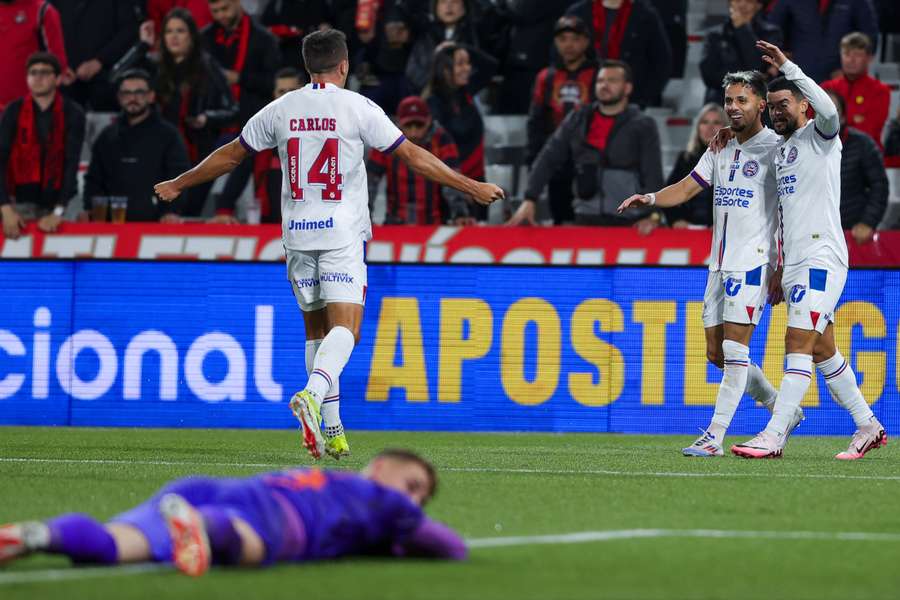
[286,239,367,312]
[702,265,769,329]
[782,261,846,333]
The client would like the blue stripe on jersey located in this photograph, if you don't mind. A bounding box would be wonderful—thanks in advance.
[809,268,827,291]
[385,134,406,154]
[746,265,762,287]
[814,124,839,140]
[690,170,710,189]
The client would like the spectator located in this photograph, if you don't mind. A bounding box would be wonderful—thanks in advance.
[565,0,671,107]
[824,90,888,244]
[662,103,727,228]
[202,0,280,127]
[423,42,498,221]
[147,0,212,34]
[355,8,415,114]
[211,67,304,224]
[83,69,190,224]
[260,0,332,68]
[367,95,470,225]
[822,32,890,150]
[115,8,238,216]
[527,15,598,223]
[507,60,663,227]
[0,0,69,112]
[0,52,84,240]
[765,0,878,83]
[700,0,783,104]
[405,0,487,93]
[50,0,138,111]
[492,0,570,115]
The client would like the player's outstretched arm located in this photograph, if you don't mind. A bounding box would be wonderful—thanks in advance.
[393,139,504,206]
[617,175,703,214]
[392,518,467,560]
[154,139,249,202]
[757,40,839,137]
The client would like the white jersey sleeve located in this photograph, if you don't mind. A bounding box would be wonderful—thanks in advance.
[780,60,840,153]
[689,148,715,189]
[240,98,281,152]
[355,97,405,153]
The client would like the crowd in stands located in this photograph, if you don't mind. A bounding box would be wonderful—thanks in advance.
[0,0,898,241]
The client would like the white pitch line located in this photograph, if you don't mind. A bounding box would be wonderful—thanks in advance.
[466,528,900,549]
[0,564,166,585]
[444,466,900,482]
[2,457,900,482]
[2,528,898,586]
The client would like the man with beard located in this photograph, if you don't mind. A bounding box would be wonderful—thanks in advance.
[617,70,802,456]
[730,41,886,460]
[508,59,662,229]
[83,69,190,223]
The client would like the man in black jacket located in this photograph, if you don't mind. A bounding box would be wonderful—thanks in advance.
[700,0,783,104]
[565,0,671,108]
[51,0,139,111]
[82,69,191,223]
[526,15,598,223]
[203,0,280,126]
[0,52,84,240]
[508,59,662,227]
[825,90,888,245]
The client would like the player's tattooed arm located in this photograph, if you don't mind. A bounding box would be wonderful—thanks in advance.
[758,40,839,137]
[154,139,250,201]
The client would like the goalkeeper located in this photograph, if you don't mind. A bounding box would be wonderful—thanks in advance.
[0,449,465,575]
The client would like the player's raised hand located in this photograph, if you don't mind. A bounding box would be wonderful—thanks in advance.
[708,126,734,153]
[617,194,652,214]
[757,40,788,69]
[472,182,504,206]
[154,180,182,202]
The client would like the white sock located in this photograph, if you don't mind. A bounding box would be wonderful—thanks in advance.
[746,362,777,413]
[816,351,874,428]
[306,338,343,433]
[305,326,355,405]
[764,353,812,437]
[709,340,751,439]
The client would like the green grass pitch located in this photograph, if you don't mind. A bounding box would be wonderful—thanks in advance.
[1,427,899,600]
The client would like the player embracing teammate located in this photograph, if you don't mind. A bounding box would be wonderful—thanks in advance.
[730,41,886,460]
[155,30,503,460]
[620,41,887,460]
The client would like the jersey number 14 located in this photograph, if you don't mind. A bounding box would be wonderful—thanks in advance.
[287,137,343,201]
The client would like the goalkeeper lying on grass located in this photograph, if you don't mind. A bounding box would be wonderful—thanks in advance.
[0,449,465,575]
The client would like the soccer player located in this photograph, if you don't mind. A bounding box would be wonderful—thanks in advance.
[0,449,466,575]
[617,70,802,457]
[730,41,887,460]
[154,30,503,460]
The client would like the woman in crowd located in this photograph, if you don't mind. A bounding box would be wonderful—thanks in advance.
[405,0,495,92]
[662,103,727,228]
[115,8,237,216]
[423,42,497,221]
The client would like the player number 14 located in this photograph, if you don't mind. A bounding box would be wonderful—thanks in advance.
[286,137,343,201]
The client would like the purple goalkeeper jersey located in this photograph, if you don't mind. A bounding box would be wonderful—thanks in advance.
[257,468,424,561]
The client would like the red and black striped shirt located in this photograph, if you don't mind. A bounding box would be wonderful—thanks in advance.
[368,124,460,225]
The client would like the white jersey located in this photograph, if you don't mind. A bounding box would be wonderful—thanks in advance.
[240,82,405,251]
[690,127,780,272]
[774,62,849,268]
